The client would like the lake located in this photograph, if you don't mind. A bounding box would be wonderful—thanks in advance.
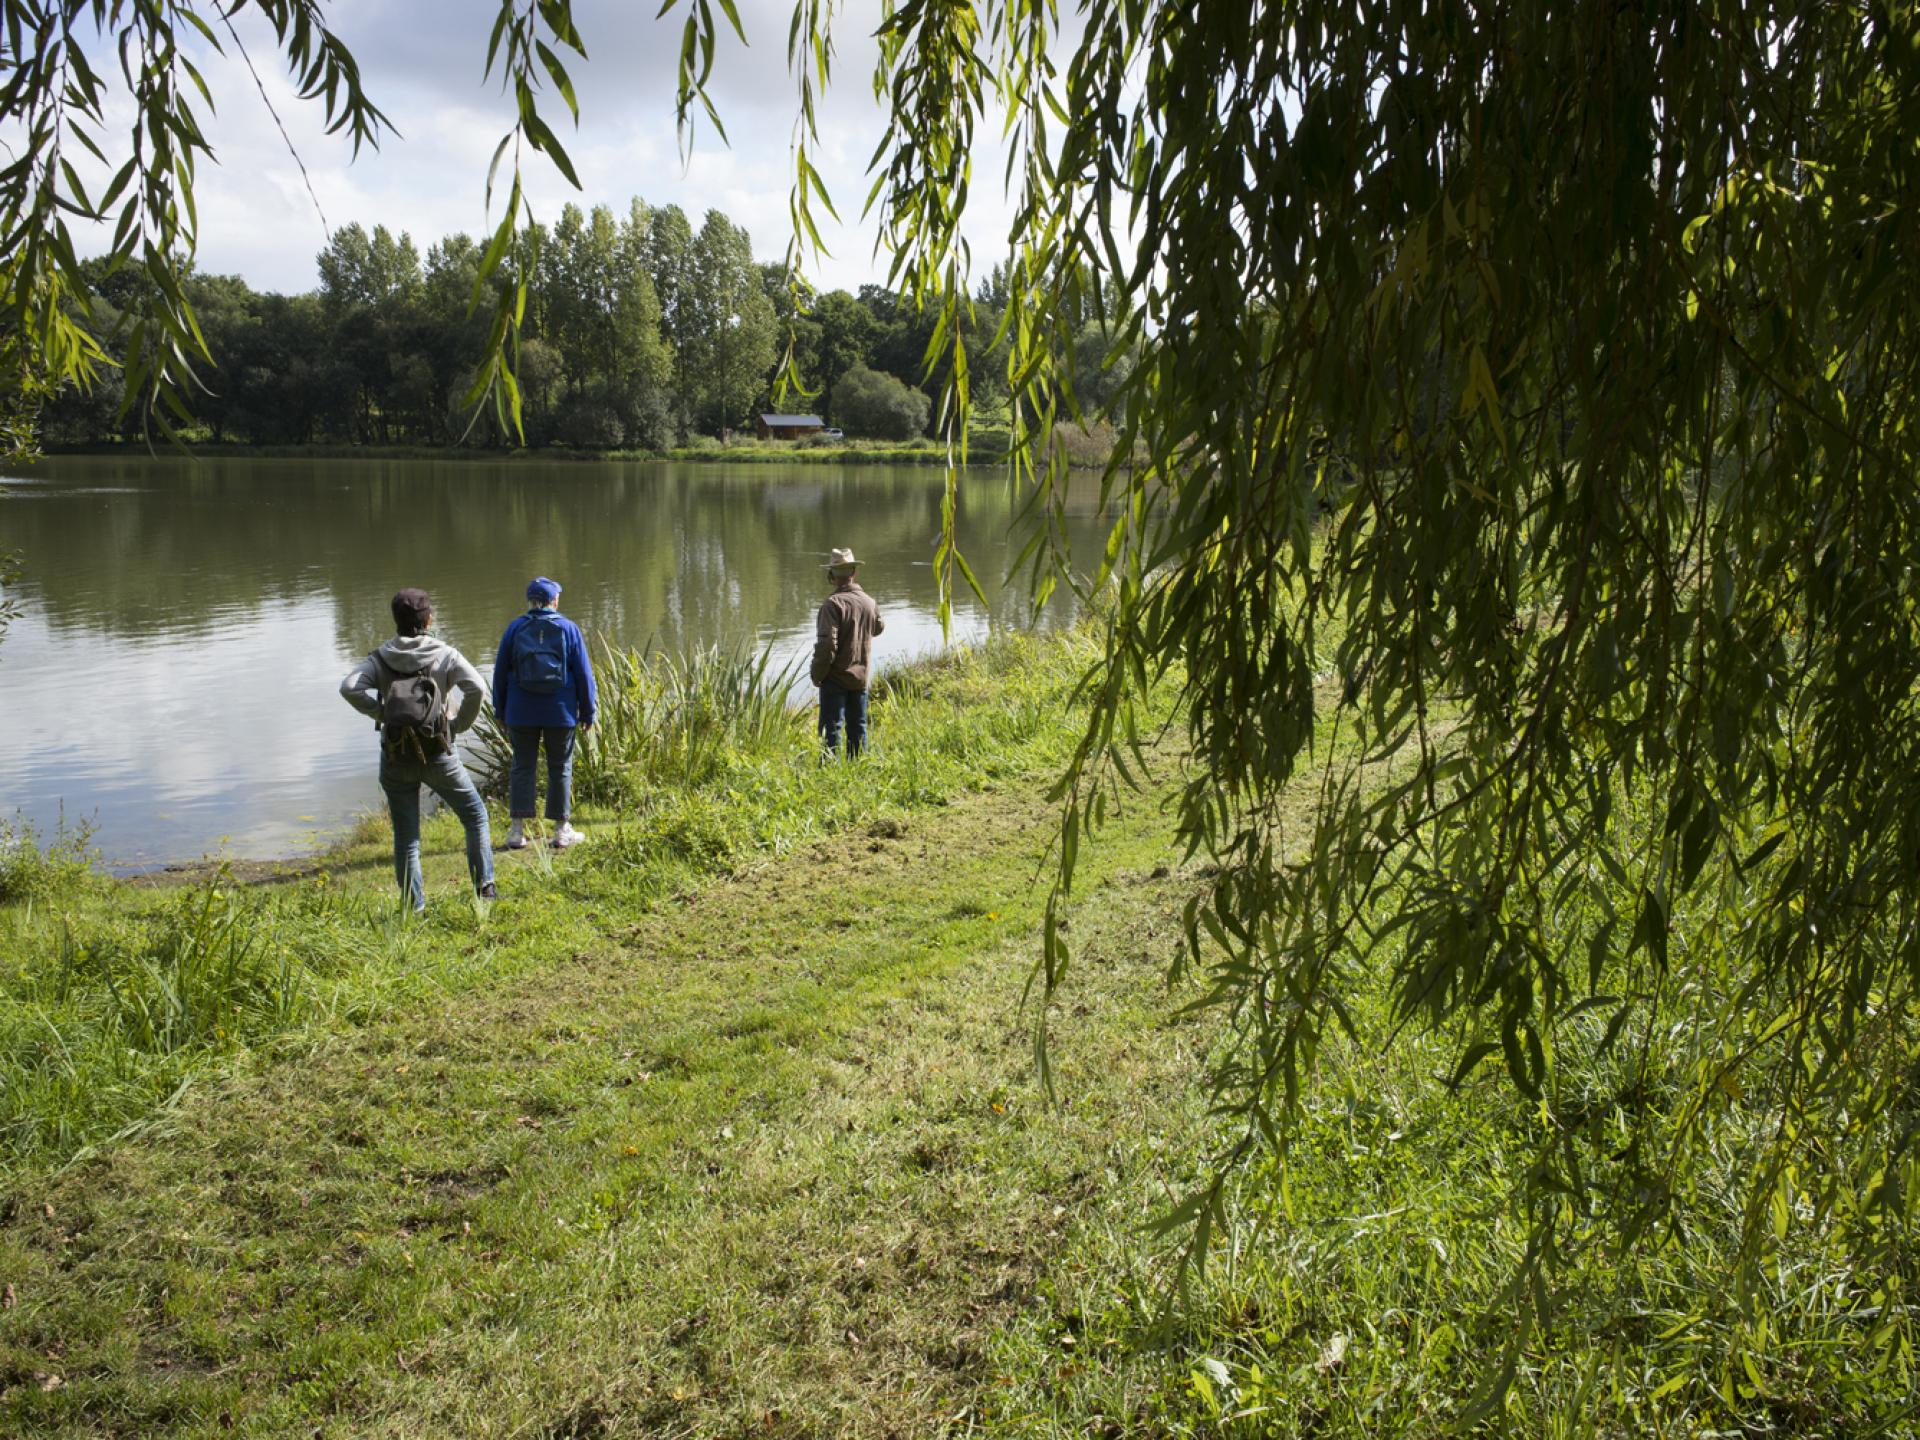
[0,456,1109,870]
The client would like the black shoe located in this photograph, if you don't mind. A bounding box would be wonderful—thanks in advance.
[477,882,498,900]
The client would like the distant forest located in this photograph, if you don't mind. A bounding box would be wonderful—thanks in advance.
[41,199,1133,452]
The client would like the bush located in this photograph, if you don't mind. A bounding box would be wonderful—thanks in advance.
[553,388,626,449]
[622,387,674,454]
[833,364,931,441]
[551,381,675,451]
[0,818,96,906]
[1051,420,1120,468]
[0,877,310,1161]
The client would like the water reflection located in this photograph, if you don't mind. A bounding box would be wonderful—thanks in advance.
[0,457,1111,869]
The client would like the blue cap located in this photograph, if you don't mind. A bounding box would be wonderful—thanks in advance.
[526,576,562,604]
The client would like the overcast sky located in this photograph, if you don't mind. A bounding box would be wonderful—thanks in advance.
[79,0,1022,296]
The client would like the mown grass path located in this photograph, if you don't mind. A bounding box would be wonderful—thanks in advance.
[2,768,1207,1436]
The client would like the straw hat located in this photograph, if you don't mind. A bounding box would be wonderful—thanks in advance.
[825,547,859,576]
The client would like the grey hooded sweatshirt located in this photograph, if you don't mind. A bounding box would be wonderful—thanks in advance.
[339,634,488,736]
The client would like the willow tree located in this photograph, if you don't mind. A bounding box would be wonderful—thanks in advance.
[820,4,1920,1365]
[5,0,1919,1376]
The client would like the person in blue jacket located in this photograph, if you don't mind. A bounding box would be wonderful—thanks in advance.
[493,576,597,850]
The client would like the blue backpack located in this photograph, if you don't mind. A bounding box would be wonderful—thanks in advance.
[512,611,569,695]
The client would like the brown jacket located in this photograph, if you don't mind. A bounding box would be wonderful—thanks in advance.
[812,581,885,691]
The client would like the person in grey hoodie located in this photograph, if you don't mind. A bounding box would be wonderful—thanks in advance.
[339,587,496,911]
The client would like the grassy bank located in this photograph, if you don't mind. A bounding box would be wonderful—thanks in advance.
[33,422,1152,470]
[1,635,1912,1435]
[667,439,974,466]
[0,633,1101,1175]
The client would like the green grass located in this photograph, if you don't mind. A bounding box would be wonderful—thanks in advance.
[43,425,1093,469]
[0,636,1913,1435]
[975,978,1917,1437]
[0,818,95,907]
[0,632,1103,1175]
[0,762,1203,1435]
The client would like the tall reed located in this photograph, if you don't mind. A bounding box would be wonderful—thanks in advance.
[0,877,308,1159]
[471,636,804,804]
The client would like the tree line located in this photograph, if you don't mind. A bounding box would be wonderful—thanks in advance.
[39,200,1132,452]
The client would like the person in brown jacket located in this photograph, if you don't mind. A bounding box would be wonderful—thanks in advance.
[812,546,885,756]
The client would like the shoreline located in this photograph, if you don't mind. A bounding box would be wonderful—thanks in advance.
[103,638,1036,885]
[120,821,380,889]
[24,425,1128,470]
[30,440,1009,467]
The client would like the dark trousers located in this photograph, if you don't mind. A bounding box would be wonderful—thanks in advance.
[819,681,869,756]
[509,725,576,820]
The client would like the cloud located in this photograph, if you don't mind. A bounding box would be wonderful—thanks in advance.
[66,0,1023,297]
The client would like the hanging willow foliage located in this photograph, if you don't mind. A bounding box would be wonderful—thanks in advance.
[0,0,593,446]
[0,1,397,442]
[766,0,1920,1373]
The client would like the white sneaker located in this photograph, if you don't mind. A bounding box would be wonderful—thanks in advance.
[552,822,585,850]
[507,819,528,850]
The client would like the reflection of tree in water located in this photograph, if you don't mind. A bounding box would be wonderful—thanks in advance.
[7,458,1108,661]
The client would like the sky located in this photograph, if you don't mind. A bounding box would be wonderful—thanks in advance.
[72,0,1024,297]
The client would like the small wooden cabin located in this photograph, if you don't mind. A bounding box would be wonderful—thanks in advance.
[756,412,825,440]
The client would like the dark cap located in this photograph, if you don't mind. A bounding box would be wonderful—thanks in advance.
[391,587,433,636]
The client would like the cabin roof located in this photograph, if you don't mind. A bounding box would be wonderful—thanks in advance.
[759,413,824,426]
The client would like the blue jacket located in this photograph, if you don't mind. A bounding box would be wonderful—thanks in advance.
[493,608,598,729]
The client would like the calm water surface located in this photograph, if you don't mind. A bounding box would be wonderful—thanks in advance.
[0,456,1108,870]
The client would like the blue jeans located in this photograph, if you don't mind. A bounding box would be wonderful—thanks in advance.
[509,725,576,819]
[819,682,869,756]
[379,750,494,911]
